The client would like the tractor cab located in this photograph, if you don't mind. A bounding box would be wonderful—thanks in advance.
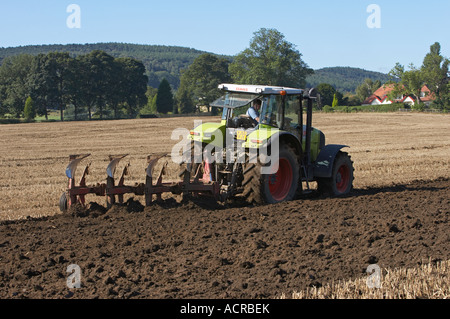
[210,84,307,147]
[212,84,304,130]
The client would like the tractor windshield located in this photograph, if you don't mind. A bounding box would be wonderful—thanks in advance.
[211,93,260,109]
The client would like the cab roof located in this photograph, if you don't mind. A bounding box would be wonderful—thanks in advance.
[218,83,304,95]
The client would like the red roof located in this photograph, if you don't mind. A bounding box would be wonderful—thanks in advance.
[372,84,396,98]
[363,84,435,104]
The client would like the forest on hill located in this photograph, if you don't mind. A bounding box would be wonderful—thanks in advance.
[306,67,391,93]
[0,43,389,93]
[0,43,220,89]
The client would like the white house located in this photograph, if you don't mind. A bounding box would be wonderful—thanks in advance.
[362,84,434,106]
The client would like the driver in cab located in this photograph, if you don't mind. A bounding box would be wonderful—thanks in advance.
[246,99,262,125]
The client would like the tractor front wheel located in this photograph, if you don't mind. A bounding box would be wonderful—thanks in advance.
[318,151,354,196]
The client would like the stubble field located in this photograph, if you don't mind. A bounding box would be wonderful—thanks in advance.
[0,112,448,299]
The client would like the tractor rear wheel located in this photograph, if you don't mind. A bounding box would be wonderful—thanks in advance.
[242,144,300,204]
[318,151,354,196]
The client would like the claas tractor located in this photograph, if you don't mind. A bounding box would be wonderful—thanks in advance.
[180,83,354,204]
[60,83,354,212]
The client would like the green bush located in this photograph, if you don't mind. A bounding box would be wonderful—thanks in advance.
[0,118,22,124]
[24,96,36,121]
[321,103,409,113]
[322,105,334,113]
[412,103,426,112]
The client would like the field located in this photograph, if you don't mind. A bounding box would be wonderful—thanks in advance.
[0,112,449,299]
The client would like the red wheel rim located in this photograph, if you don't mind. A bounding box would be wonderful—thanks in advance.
[336,164,350,193]
[268,158,293,201]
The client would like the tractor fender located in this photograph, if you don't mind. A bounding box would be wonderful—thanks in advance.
[266,131,302,157]
[313,145,349,178]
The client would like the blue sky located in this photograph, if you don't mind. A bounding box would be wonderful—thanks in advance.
[0,0,449,73]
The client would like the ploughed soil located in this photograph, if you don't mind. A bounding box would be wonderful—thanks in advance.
[0,178,448,299]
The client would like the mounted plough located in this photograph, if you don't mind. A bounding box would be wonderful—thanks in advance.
[59,153,220,213]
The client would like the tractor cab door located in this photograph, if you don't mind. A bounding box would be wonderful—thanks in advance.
[283,95,303,141]
[260,94,302,140]
[259,95,283,128]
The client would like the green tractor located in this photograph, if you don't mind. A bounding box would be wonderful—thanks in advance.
[180,83,354,204]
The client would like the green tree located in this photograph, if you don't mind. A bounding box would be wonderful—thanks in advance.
[140,87,158,115]
[28,54,53,120]
[113,57,148,118]
[443,82,450,110]
[24,96,36,121]
[80,50,116,119]
[0,54,34,118]
[316,83,336,107]
[177,89,195,114]
[63,56,87,120]
[356,78,382,102]
[44,52,75,121]
[388,63,424,105]
[332,93,339,108]
[421,42,449,109]
[0,85,6,116]
[156,79,174,114]
[177,53,231,113]
[150,94,158,114]
[229,28,313,87]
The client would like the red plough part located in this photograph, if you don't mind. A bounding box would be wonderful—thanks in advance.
[143,153,221,206]
[105,154,145,208]
[60,153,221,213]
[60,154,106,212]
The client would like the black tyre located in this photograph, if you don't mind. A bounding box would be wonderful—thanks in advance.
[318,151,354,196]
[242,144,300,204]
[59,192,68,213]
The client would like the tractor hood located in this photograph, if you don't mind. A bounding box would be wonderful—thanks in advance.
[244,126,280,149]
[190,122,226,148]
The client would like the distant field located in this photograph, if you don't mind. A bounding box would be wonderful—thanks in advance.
[0,112,449,220]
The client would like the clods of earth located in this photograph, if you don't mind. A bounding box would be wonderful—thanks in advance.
[0,178,448,299]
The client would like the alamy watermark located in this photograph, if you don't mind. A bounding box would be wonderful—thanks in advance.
[366,264,382,289]
[171,121,280,175]
[67,4,81,29]
[66,264,82,289]
[367,4,381,29]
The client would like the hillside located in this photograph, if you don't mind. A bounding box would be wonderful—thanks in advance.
[0,43,218,89]
[1,43,389,92]
[306,67,391,93]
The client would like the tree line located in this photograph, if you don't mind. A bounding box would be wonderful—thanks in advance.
[0,50,148,121]
[1,28,314,121]
[3,30,447,121]
[306,67,390,94]
[0,43,213,90]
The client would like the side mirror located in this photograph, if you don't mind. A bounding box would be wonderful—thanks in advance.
[308,88,318,99]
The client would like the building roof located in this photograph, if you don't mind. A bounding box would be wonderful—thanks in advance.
[372,84,396,98]
[362,84,435,105]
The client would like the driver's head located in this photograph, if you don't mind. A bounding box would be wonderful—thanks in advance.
[253,99,262,110]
